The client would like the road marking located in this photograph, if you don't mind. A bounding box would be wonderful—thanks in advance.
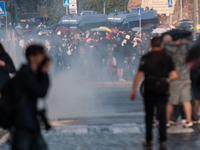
[61,128,88,134]
[55,123,142,134]
[112,127,141,134]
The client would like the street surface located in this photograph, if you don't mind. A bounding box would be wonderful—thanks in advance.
[0,82,200,150]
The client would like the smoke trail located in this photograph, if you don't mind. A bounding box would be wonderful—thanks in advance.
[47,70,101,120]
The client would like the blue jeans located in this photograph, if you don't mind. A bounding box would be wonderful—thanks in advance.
[12,129,48,150]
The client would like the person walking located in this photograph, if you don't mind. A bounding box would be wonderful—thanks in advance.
[0,43,16,91]
[163,35,193,128]
[11,45,51,150]
[123,34,134,80]
[130,37,178,149]
[113,43,125,81]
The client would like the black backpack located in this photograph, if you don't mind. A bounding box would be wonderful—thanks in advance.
[144,54,170,96]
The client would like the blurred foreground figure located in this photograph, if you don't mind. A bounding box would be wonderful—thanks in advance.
[11,45,51,150]
[0,43,16,91]
[130,37,178,149]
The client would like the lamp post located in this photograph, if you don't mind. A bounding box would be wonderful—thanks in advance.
[193,0,197,40]
[104,0,106,14]
[197,0,199,25]
[180,0,182,20]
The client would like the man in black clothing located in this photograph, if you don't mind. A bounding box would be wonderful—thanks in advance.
[0,43,16,91]
[11,45,51,150]
[130,37,178,149]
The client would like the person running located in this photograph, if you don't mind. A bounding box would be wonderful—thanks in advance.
[130,36,177,149]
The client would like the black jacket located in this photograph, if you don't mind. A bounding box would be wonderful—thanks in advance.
[124,40,133,57]
[12,65,50,132]
[0,53,16,90]
[113,45,124,60]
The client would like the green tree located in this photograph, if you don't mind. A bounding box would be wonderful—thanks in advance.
[16,0,40,14]
[79,0,129,14]
[45,0,65,26]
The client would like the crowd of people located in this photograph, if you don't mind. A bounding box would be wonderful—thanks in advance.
[1,21,200,150]
[0,23,154,81]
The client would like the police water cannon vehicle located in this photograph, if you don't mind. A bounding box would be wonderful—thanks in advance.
[57,11,108,31]
[108,7,159,30]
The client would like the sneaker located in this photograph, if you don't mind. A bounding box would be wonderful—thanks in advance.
[119,78,126,82]
[169,120,176,125]
[153,118,159,127]
[183,122,193,128]
[142,140,153,148]
[181,119,187,124]
[166,122,170,128]
[192,120,200,124]
[160,142,167,149]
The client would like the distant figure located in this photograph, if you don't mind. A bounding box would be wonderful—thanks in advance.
[38,22,46,28]
[0,43,16,91]
[24,24,30,31]
[113,43,125,81]
[11,45,51,150]
[130,37,178,149]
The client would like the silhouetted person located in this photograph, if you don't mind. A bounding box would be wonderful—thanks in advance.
[11,45,51,150]
[130,37,178,149]
[0,43,16,91]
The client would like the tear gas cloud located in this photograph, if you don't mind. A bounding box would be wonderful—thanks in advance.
[2,31,118,121]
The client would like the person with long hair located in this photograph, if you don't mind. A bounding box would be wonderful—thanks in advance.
[0,43,16,91]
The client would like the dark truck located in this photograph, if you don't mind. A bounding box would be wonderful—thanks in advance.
[108,7,159,30]
[57,11,108,31]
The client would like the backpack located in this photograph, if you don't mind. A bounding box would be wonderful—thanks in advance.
[144,54,170,96]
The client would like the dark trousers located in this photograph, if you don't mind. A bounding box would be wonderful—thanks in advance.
[12,129,48,150]
[144,95,168,143]
[171,105,186,122]
[124,58,134,79]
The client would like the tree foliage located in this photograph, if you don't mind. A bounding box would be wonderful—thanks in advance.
[16,0,41,13]
[15,0,65,25]
[45,0,66,26]
[14,0,129,26]
[79,0,129,14]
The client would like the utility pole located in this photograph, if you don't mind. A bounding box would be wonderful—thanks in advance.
[6,11,7,41]
[168,0,173,25]
[66,7,68,15]
[170,7,173,25]
[180,0,182,20]
[193,0,197,40]
[14,2,18,25]
[197,0,199,24]
[104,0,106,14]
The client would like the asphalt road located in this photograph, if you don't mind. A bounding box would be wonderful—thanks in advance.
[1,80,200,150]
[47,84,145,126]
